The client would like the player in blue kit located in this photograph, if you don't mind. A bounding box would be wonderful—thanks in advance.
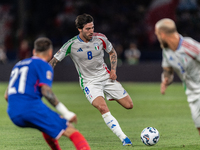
[4,37,90,150]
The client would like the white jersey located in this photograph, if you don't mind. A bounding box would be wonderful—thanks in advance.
[162,35,200,102]
[54,33,113,83]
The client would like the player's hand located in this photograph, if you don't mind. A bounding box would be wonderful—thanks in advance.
[4,94,8,101]
[109,70,117,81]
[4,89,8,102]
[69,115,77,124]
[160,78,168,95]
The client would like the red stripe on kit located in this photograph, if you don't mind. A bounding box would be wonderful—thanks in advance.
[93,32,106,38]
[184,50,195,59]
[182,41,199,54]
[99,38,106,49]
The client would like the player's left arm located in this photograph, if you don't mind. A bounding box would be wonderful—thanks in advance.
[41,84,59,106]
[41,84,77,123]
[108,47,117,80]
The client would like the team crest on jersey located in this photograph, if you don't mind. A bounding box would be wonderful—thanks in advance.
[46,70,52,80]
[94,43,99,50]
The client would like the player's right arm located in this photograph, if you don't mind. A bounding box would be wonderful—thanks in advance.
[161,67,174,95]
[41,84,77,123]
[49,57,59,69]
[49,38,75,68]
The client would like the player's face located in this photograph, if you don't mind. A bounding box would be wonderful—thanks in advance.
[79,22,94,42]
[155,27,169,49]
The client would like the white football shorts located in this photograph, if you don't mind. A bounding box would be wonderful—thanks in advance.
[80,78,128,104]
[189,97,200,128]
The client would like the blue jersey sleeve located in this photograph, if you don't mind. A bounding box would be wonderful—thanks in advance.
[35,61,54,87]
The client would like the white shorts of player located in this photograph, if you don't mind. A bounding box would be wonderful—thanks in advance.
[80,78,128,104]
[189,97,200,128]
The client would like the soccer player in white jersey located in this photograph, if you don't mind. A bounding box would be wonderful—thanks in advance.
[49,13,133,146]
[155,18,200,135]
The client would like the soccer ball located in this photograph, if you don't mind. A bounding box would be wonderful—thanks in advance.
[141,127,160,146]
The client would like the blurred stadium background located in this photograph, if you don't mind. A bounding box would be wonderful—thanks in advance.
[0,0,199,82]
[1,1,200,149]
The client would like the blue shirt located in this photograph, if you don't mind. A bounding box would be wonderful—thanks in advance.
[7,57,54,118]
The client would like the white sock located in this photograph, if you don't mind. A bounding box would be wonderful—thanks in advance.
[102,112,127,141]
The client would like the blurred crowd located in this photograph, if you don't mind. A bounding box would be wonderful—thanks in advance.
[0,0,200,65]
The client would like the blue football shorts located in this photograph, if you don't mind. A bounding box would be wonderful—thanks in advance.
[10,104,68,139]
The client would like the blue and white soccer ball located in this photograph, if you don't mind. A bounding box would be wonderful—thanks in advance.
[141,127,160,146]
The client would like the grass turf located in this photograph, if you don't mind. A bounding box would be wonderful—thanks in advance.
[0,82,199,150]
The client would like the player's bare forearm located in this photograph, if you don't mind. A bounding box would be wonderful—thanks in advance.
[109,48,117,71]
[163,67,173,78]
[160,67,174,94]
[108,48,117,80]
[41,85,59,107]
[49,57,59,68]
[162,67,174,85]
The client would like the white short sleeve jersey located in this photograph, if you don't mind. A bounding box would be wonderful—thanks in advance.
[54,33,113,82]
[162,35,200,102]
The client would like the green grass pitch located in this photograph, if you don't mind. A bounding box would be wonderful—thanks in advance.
[0,82,200,150]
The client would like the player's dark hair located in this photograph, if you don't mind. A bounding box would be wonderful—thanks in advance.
[75,13,94,29]
[34,37,52,52]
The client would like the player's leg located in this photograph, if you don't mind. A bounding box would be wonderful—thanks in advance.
[92,96,131,145]
[116,94,133,109]
[18,104,90,150]
[62,126,91,150]
[42,122,81,149]
[41,118,90,150]
[10,112,63,150]
[197,128,200,135]
[103,80,133,145]
[92,96,109,114]
[188,99,200,135]
[104,79,133,109]
[43,126,90,150]
[42,132,61,150]
[82,81,132,145]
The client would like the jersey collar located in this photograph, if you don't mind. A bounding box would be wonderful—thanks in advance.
[77,35,84,42]
[176,35,183,50]
[77,34,93,42]
[32,56,46,62]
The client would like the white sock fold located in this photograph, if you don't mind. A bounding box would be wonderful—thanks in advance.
[102,111,126,141]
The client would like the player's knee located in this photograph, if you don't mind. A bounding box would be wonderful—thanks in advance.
[129,102,134,109]
[63,127,78,138]
[126,102,133,109]
[97,104,109,114]
[124,95,133,109]
[197,127,200,135]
